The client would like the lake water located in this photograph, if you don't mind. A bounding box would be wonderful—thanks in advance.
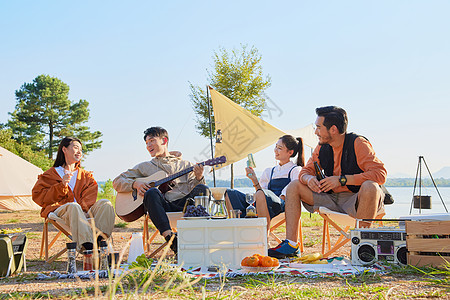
[234,186,450,219]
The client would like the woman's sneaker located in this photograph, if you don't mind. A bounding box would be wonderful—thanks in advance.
[268,240,299,259]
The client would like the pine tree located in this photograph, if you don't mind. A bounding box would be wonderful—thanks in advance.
[7,74,102,158]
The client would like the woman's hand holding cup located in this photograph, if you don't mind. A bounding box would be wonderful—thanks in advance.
[62,169,73,186]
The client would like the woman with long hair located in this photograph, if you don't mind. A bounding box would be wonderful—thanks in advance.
[32,137,115,251]
[225,135,304,231]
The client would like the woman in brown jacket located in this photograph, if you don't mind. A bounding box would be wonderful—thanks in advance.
[32,137,114,251]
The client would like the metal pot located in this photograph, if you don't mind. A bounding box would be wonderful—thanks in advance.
[413,195,432,209]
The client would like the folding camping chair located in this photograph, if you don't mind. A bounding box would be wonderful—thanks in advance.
[143,212,184,257]
[269,212,304,253]
[317,206,384,258]
[40,212,73,263]
[0,233,28,277]
[0,235,15,277]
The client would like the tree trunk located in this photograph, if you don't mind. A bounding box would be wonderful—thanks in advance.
[48,124,53,159]
[230,163,234,189]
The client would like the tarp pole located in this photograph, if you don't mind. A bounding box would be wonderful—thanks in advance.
[206,86,216,187]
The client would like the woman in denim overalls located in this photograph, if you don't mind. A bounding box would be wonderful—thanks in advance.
[225,135,304,231]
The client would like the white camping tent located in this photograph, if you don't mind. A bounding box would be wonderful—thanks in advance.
[0,146,42,211]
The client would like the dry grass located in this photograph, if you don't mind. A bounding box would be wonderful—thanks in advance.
[0,210,449,299]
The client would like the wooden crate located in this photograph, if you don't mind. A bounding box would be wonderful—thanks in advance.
[406,221,450,268]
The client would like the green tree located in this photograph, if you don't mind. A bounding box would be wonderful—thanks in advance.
[189,45,271,187]
[0,128,52,170]
[189,45,272,137]
[98,179,116,203]
[7,74,102,158]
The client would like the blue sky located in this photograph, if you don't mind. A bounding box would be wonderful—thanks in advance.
[1,1,449,181]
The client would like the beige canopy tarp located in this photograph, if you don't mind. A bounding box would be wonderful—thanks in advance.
[286,124,318,149]
[0,146,42,211]
[209,87,317,169]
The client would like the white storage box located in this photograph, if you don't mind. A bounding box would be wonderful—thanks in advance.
[177,218,267,269]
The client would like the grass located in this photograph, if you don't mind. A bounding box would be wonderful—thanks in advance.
[6,218,19,224]
[141,223,156,230]
[334,283,389,298]
[115,222,128,228]
[3,258,450,299]
[410,257,450,290]
[25,232,40,240]
[2,213,450,299]
[0,291,53,299]
[303,235,321,247]
[272,212,323,235]
[388,258,450,291]
[345,270,383,284]
[301,212,323,227]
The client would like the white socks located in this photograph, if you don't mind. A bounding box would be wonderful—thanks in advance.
[287,239,298,247]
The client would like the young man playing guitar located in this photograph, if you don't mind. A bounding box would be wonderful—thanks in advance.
[113,126,209,254]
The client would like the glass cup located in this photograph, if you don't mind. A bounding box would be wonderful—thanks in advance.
[194,196,209,212]
[229,209,241,218]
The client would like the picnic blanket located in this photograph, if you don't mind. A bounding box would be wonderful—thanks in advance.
[36,270,111,280]
[35,258,389,280]
[180,258,389,279]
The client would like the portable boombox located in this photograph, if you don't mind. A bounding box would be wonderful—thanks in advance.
[350,227,407,266]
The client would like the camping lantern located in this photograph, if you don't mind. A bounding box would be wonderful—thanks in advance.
[216,129,222,143]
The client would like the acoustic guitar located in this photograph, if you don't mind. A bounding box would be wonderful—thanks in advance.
[115,156,226,222]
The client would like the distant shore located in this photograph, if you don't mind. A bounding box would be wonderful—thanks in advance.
[96,177,450,189]
[205,177,450,188]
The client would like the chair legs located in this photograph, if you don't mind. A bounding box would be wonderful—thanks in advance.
[143,214,182,258]
[40,218,72,263]
[143,215,148,252]
[320,212,385,258]
[320,212,352,258]
[269,216,304,253]
[39,219,48,261]
[143,215,159,253]
[269,218,286,244]
[298,220,304,253]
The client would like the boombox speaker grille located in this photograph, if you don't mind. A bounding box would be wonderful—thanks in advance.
[357,244,376,263]
[396,246,407,265]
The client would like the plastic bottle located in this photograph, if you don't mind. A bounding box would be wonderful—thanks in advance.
[128,232,144,264]
[66,242,77,274]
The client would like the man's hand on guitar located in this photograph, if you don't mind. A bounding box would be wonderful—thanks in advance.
[193,163,204,181]
[133,180,151,197]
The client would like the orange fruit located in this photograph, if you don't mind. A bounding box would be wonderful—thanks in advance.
[241,256,250,266]
[270,257,279,267]
[261,256,273,267]
[246,256,259,267]
[253,254,264,266]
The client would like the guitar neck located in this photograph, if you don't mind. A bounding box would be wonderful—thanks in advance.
[153,161,206,187]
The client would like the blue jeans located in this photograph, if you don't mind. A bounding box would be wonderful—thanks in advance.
[225,189,284,218]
